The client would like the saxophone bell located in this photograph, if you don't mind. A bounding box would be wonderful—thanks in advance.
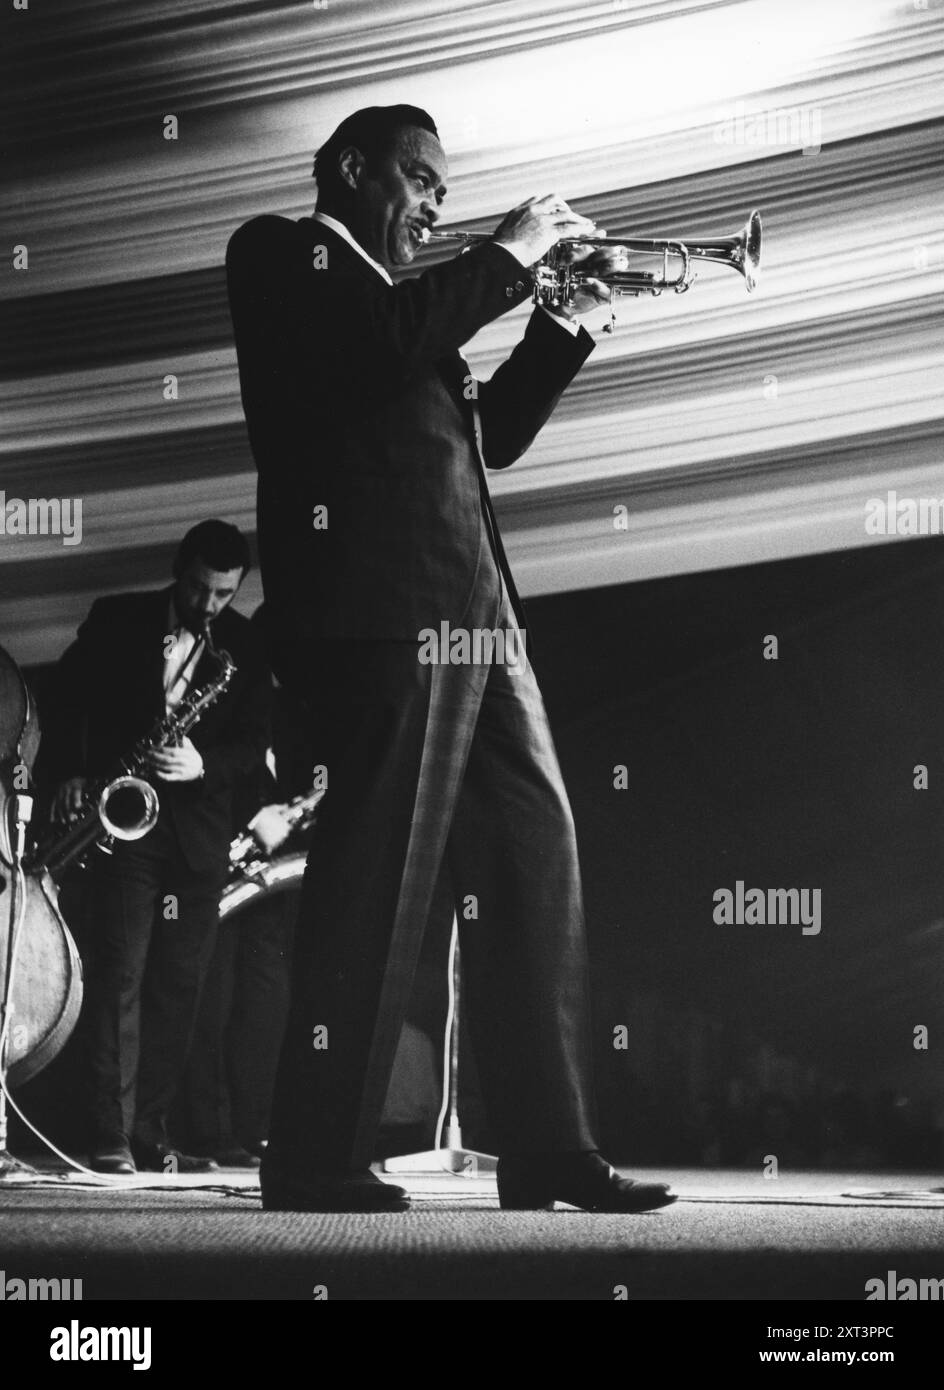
[32,629,238,881]
[97,775,160,844]
[38,775,160,877]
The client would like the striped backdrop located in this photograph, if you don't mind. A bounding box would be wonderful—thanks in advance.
[3,0,943,666]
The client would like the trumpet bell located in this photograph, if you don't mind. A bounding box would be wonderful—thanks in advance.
[692,209,762,291]
[736,209,762,291]
[746,210,762,283]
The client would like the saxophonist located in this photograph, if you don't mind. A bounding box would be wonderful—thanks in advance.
[44,520,271,1175]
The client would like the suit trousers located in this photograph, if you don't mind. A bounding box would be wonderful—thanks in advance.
[180,893,295,1150]
[265,547,599,1176]
[82,817,225,1145]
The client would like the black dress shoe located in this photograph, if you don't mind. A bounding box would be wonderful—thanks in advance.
[131,1138,219,1174]
[88,1141,136,1176]
[261,1165,409,1213]
[195,1144,260,1169]
[497,1151,678,1213]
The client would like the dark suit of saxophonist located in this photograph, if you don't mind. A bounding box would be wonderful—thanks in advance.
[227,104,675,1213]
[48,521,271,1176]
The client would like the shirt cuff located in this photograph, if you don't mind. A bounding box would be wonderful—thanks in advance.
[539,305,581,336]
[493,239,533,268]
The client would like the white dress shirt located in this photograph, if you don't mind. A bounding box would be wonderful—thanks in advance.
[312,211,393,285]
[310,210,579,333]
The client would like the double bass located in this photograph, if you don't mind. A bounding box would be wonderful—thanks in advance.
[0,642,83,1092]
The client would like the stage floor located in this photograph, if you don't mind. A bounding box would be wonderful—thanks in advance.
[0,1162,941,1300]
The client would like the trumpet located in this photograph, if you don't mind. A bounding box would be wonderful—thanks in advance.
[424,210,762,310]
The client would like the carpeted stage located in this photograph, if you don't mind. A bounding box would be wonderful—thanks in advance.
[1,1163,941,1301]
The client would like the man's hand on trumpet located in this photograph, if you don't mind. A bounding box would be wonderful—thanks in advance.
[491,195,629,320]
[554,241,631,317]
[492,194,597,271]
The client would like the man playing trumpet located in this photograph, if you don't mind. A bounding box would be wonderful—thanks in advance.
[227,104,676,1213]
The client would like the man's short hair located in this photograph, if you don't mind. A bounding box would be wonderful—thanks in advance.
[173,519,251,579]
[313,104,439,207]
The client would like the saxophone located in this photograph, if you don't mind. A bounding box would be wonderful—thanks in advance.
[228,784,326,870]
[32,623,237,880]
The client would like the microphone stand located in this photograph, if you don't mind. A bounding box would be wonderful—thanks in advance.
[383,915,496,1178]
[0,793,37,1179]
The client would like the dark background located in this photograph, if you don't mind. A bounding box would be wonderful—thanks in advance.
[529,536,944,1169]
[17,532,944,1170]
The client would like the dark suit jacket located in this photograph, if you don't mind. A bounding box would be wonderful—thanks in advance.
[45,587,271,873]
[225,216,595,665]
